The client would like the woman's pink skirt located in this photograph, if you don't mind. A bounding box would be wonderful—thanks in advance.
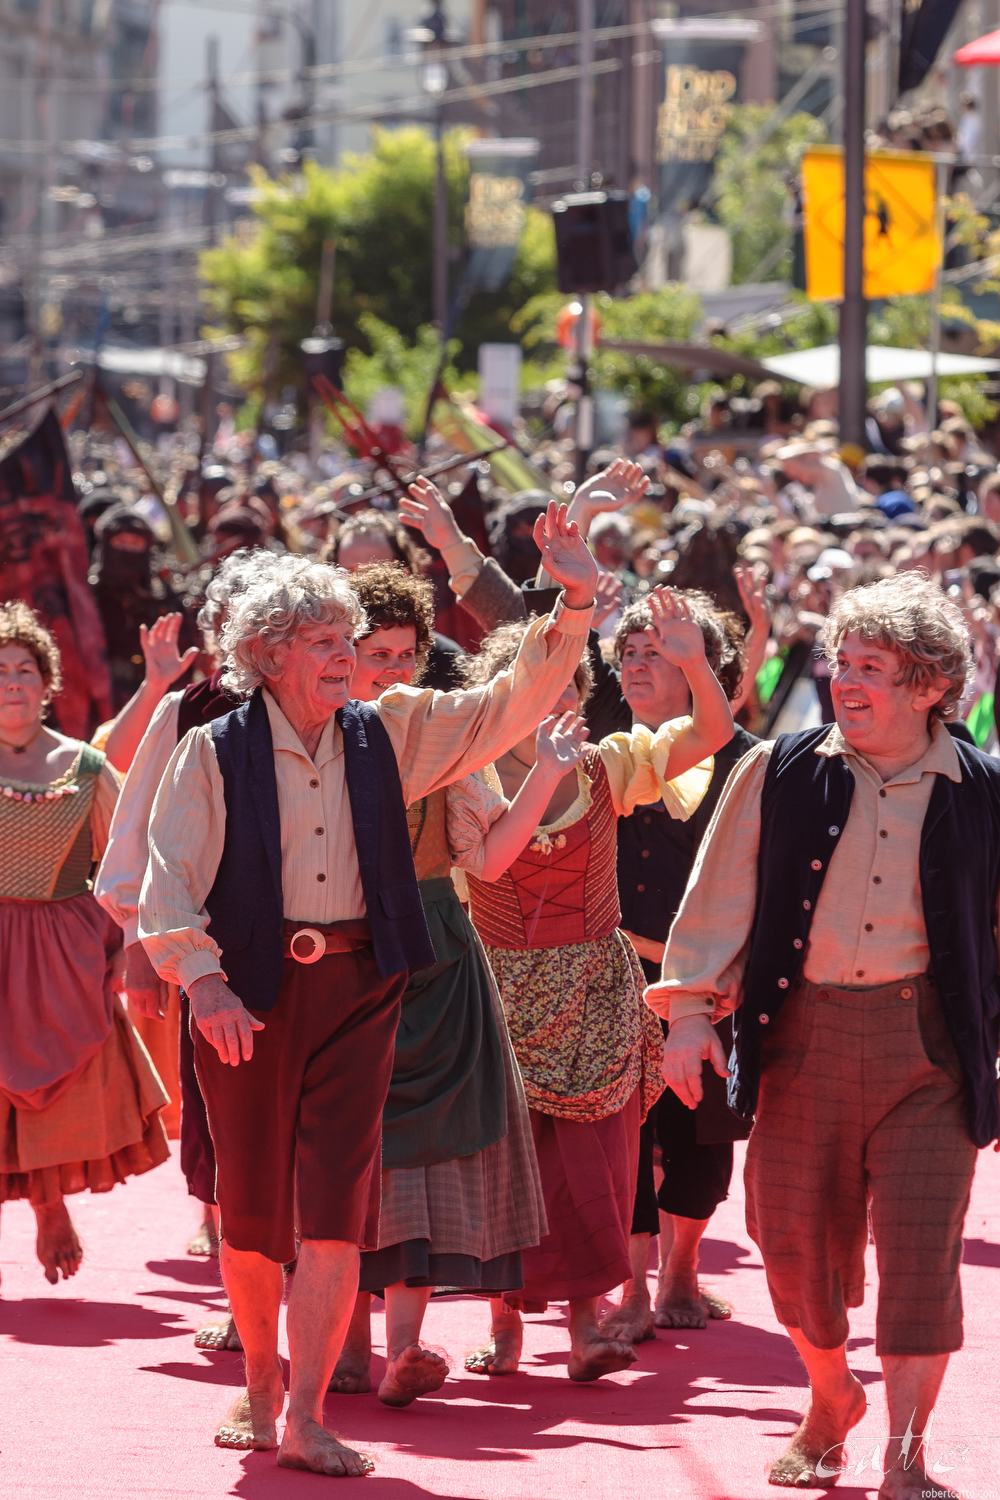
[506,1086,641,1310]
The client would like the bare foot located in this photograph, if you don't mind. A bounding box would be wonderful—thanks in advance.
[567,1336,637,1383]
[215,1375,284,1451]
[195,1314,243,1352]
[328,1353,372,1395]
[879,1468,962,1500]
[278,1417,374,1478]
[187,1221,219,1257]
[768,1377,867,1488]
[377,1343,448,1407]
[599,1297,655,1344]
[34,1201,83,1285]
[655,1275,731,1330]
[465,1321,523,1376]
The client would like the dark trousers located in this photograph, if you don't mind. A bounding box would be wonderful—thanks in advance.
[194,948,406,1265]
[631,1088,735,1235]
[179,995,216,1205]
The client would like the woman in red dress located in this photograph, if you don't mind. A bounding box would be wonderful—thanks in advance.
[460,588,733,1381]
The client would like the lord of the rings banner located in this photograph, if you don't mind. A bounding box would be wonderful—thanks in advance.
[463,138,539,293]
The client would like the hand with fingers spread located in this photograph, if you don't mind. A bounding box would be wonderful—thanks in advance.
[532,500,599,610]
[592,570,623,629]
[643,585,710,668]
[534,711,590,780]
[140,613,199,693]
[570,458,650,531]
[187,973,265,1066]
[734,561,770,638]
[661,1014,730,1110]
[398,476,463,552]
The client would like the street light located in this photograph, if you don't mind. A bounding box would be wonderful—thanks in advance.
[406,6,449,331]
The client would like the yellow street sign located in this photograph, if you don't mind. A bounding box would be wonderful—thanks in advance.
[801,146,941,300]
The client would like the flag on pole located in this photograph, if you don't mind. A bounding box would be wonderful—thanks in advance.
[0,406,112,735]
[801,146,941,300]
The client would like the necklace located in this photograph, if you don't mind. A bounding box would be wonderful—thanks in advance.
[0,725,43,755]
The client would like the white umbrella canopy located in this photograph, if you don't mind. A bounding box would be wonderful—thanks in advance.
[760,344,1000,389]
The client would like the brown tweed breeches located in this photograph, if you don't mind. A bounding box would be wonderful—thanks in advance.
[744,974,978,1356]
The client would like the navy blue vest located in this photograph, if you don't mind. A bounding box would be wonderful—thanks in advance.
[731,726,1000,1148]
[205,691,434,1011]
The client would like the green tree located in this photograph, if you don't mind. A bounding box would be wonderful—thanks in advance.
[710,105,827,284]
[200,128,556,406]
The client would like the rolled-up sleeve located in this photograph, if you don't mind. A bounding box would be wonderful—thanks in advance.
[599,718,713,822]
[377,597,593,805]
[445,771,507,877]
[645,740,771,1025]
[137,726,228,992]
[95,692,180,946]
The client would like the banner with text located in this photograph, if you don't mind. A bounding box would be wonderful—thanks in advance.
[652,19,761,218]
[463,138,539,293]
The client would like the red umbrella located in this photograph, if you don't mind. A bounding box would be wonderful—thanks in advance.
[954,28,1000,65]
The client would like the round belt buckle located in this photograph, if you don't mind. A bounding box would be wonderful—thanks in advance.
[290,926,326,964]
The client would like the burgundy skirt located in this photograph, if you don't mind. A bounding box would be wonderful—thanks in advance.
[507,1086,641,1310]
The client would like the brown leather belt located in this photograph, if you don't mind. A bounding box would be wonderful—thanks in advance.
[282,919,372,964]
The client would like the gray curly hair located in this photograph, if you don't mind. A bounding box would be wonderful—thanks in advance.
[197,548,284,658]
[219,555,365,698]
[820,571,972,721]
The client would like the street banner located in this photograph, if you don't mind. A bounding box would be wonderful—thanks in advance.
[899,0,966,93]
[651,18,761,217]
[801,146,941,300]
[463,138,539,292]
[0,406,112,736]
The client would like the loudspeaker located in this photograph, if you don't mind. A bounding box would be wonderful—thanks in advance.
[551,191,637,294]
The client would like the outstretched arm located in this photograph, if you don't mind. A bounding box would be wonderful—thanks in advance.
[474,713,589,881]
[732,562,771,717]
[378,502,597,803]
[399,475,527,629]
[535,458,650,588]
[645,587,734,780]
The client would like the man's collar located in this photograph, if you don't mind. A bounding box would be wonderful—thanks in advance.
[815,719,962,784]
[262,688,341,765]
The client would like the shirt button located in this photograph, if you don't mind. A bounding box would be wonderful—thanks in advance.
[759,1013,770,1025]
[793,938,804,950]
[309,779,319,789]
[641,848,650,859]
[643,815,652,825]
[317,872,327,882]
[803,899,812,911]
[900,985,914,1000]
[873,875,882,885]
[864,922,873,932]
[315,827,324,836]
[856,969,865,978]
[879,829,888,839]
[636,883,646,893]
[810,859,823,871]
[777,977,790,989]
[879,788,887,798]
[828,825,840,836]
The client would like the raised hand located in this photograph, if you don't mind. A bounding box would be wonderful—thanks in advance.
[572,458,650,523]
[187,973,265,1066]
[140,613,199,692]
[398,476,462,551]
[532,501,599,609]
[535,710,589,778]
[644,586,707,668]
[593,570,623,628]
[734,561,770,637]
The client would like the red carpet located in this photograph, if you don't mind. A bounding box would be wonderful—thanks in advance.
[1,1145,996,1499]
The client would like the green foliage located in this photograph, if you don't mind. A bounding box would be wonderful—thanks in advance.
[200,128,557,406]
[341,314,461,437]
[513,285,707,425]
[710,106,827,284]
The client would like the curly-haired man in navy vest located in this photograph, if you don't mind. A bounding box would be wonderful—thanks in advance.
[136,508,598,1480]
[649,573,1000,1500]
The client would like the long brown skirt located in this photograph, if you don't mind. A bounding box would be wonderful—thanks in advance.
[506,1085,641,1310]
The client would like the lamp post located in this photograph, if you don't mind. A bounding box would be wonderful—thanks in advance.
[408,6,450,331]
[260,3,319,168]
